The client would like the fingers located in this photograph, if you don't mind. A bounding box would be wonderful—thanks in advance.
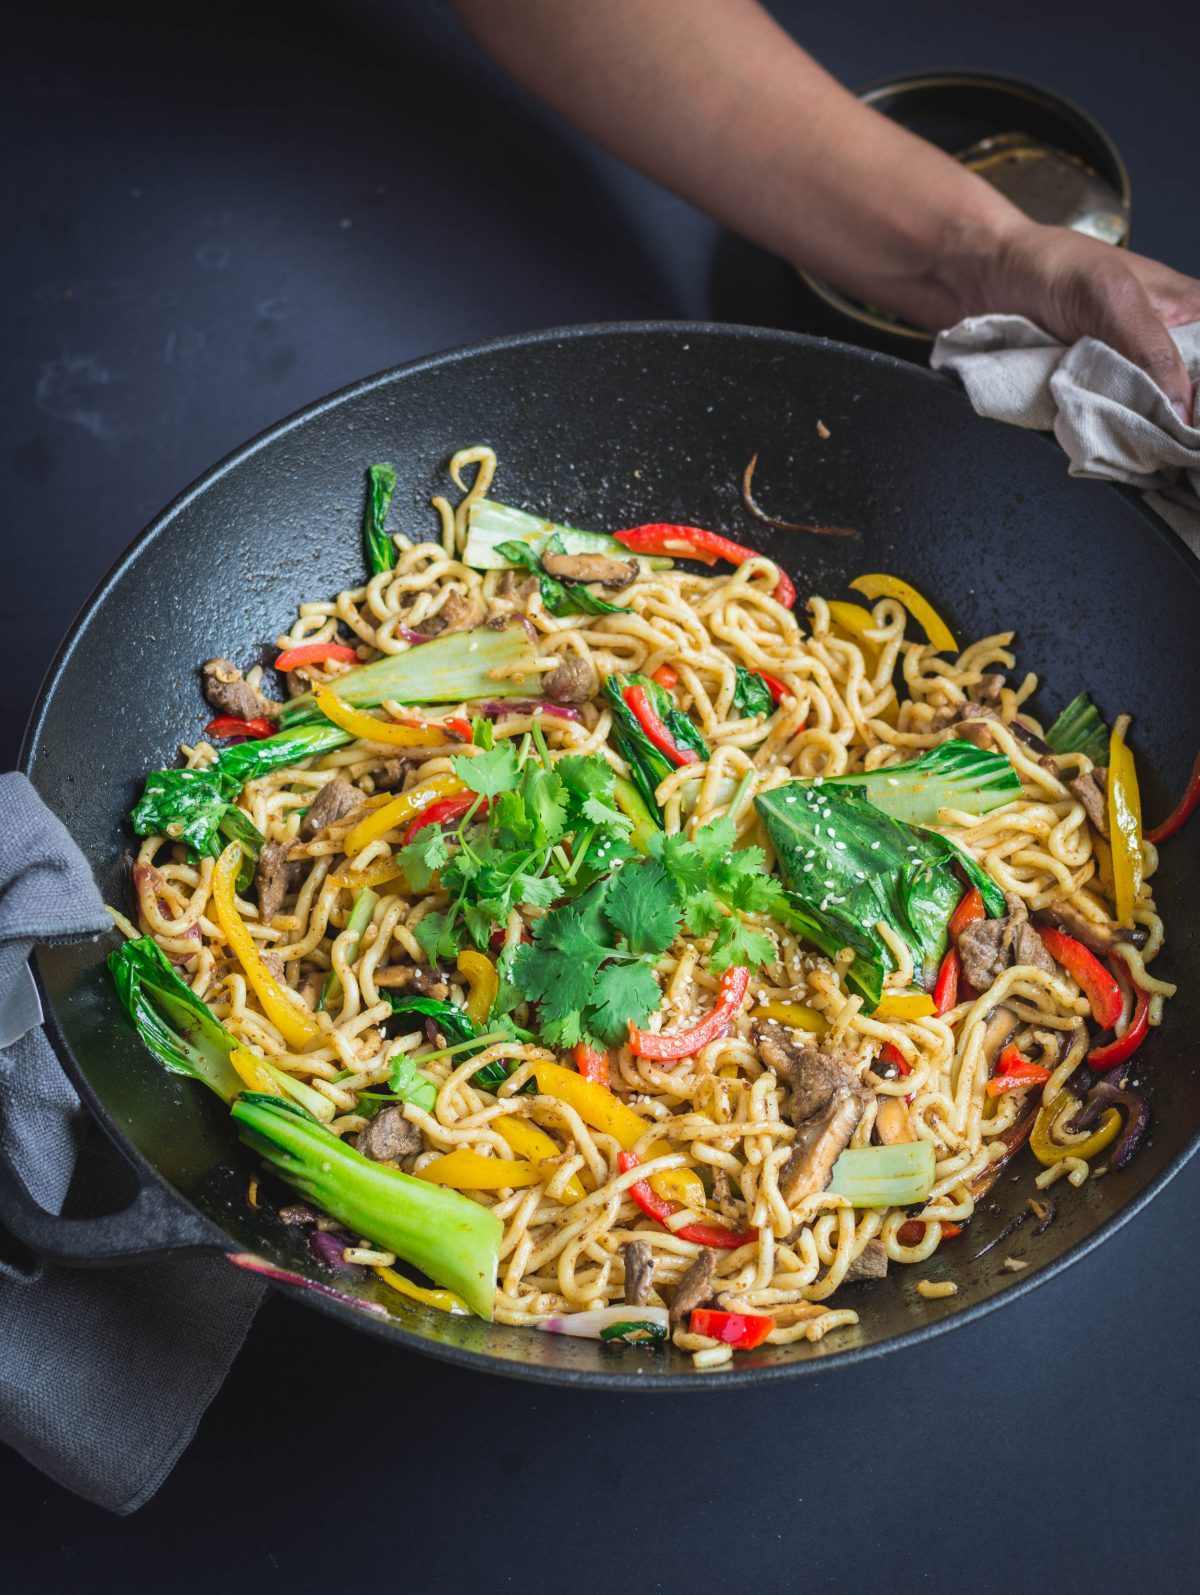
[1122,250,1200,329]
[1082,264,1194,424]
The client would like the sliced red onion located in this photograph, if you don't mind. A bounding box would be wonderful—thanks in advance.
[227,1251,389,1316]
[479,699,583,723]
[307,1228,366,1276]
[396,626,435,645]
[537,1304,668,1343]
[1069,1080,1151,1169]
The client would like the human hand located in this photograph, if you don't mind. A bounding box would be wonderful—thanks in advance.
[957,220,1200,424]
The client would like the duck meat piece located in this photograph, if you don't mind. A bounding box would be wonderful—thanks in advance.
[497,569,539,603]
[753,1028,861,1119]
[412,589,486,638]
[356,1104,422,1163]
[1011,917,1055,974]
[622,1239,655,1307]
[373,963,450,1000]
[202,657,278,721]
[372,757,409,792]
[778,1088,868,1205]
[300,777,360,839]
[842,1238,889,1282]
[543,651,598,705]
[1035,900,1148,958]
[669,1247,716,1328]
[1067,767,1109,836]
[969,672,1005,706]
[256,841,305,923]
[957,893,1053,988]
[540,549,638,588]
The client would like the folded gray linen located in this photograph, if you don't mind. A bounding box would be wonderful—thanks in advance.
[0,771,263,1513]
[931,315,1200,554]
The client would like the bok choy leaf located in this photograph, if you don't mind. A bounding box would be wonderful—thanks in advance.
[1045,692,1110,766]
[602,671,710,817]
[464,497,667,572]
[108,935,242,1102]
[362,462,398,575]
[495,538,630,618]
[814,739,1020,826]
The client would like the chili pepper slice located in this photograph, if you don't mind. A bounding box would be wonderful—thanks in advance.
[629,966,750,1060]
[948,886,985,939]
[690,1307,774,1350]
[274,642,360,671]
[573,1042,610,1088]
[613,523,795,608]
[1145,748,1200,844]
[1088,957,1151,1071]
[617,1151,757,1250]
[651,664,679,690]
[896,1218,963,1246]
[624,683,699,768]
[402,791,484,844]
[1037,926,1123,1030]
[204,714,274,741]
[932,948,960,1015]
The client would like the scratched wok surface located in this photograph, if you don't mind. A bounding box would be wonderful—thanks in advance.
[22,323,1200,1387]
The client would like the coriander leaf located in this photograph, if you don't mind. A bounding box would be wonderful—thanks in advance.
[693,814,736,864]
[709,917,776,972]
[413,909,461,964]
[682,892,725,937]
[647,829,708,897]
[538,1010,585,1048]
[520,763,568,847]
[511,872,560,910]
[603,859,680,956]
[585,959,663,1044]
[395,826,449,891]
[512,905,610,1022]
[472,715,495,750]
[451,743,520,799]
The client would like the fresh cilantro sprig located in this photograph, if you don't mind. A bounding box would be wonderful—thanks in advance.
[647,813,786,972]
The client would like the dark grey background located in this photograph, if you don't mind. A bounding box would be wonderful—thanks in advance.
[2,1,1196,1589]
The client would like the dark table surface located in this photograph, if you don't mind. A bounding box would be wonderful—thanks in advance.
[2,1,1197,1589]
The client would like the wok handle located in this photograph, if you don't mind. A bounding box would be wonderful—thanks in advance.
[0,1140,219,1267]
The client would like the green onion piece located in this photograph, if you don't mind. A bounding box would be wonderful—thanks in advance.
[827,1141,936,1207]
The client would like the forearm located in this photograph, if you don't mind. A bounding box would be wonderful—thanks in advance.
[449,0,1023,329]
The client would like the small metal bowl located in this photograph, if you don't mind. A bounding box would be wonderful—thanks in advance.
[797,70,1132,351]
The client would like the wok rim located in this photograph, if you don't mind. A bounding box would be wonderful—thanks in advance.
[20,318,1200,1391]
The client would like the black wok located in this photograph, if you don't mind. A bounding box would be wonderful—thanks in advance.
[8,322,1199,1387]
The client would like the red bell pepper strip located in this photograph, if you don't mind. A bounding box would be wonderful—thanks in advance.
[617,1152,757,1250]
[1037,926,1123,1030]
[204,714,274,741]
[879,1041,912,1077]
[1088,959,1151,1070]
[985,1043,1051,1097]
[651,664,679,690]
[755,670,791,705]
[1145,749,1200,843]
[624,683,699,768]
[402,791,485,844]
[629,966,750,1060]
[393,713,473,741]
[613,524,796,608]
[932,948,960,1015]
[948,886,985,939]
[573,1042,610,1088]
[690,1307,774,1349]
[897,1218,963,1245]
[274,642,360,672]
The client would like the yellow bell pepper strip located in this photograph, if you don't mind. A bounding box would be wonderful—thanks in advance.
[1031,1090,1122,1166]
[749,1000,828,1033]
[849,573,958,653]
[328,856,407,892]
[457,949,499,1026]
[343,774,464,859]
[230,1047,336,1120]
[492,1116,586,1202]
[1107,716,1143,926]
[825,600,877,646]
[372,1263,470,1316]
[418,1147,545,1191]
[532,1059,703,1207]
[229,1045,279,1095]
[874,991,937,1021]
[314,685,457,749]
[212,842,322,1051]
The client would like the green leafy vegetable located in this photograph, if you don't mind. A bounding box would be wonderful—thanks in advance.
[813,739,1021,826]
[109,935,242,1102]
[756,779,1005,1008]
[464,497,673,573]
[232,1094,502,1318]
[1045,693,1110,767]
[363,462,398,575]
[827,1141,936,1206]
[731,666,773,721]
[280,624,538,727]
[647,811,786,974]
[602,672,710,816]
[377,1048,441,1113]
[495,539,630,618]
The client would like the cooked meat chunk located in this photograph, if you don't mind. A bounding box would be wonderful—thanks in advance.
[373,757,409,792]
[300,777,360,839]
[356,1105,422,1163]
[540,550,638,588]
[413,588,486,638]
[623,1239,655,1307]
[1068,767,1109,836]
[669,1247,716,1328]
[939,702,1051,756]
[256,841,304,923]
[778,1089,867,1205]
[842,1238,889,1282]
[497,569,539,603]
[1035,901,1147,958]
[201,657,277,721]
[969,672,1005,706]
[957,892,1054,988]
[753,1029,860,1119]
[373,963,450,1000]
[543,650,598,705]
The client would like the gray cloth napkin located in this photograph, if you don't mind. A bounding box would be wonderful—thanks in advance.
[0,772,263,1513]
[931,315,1200,554]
